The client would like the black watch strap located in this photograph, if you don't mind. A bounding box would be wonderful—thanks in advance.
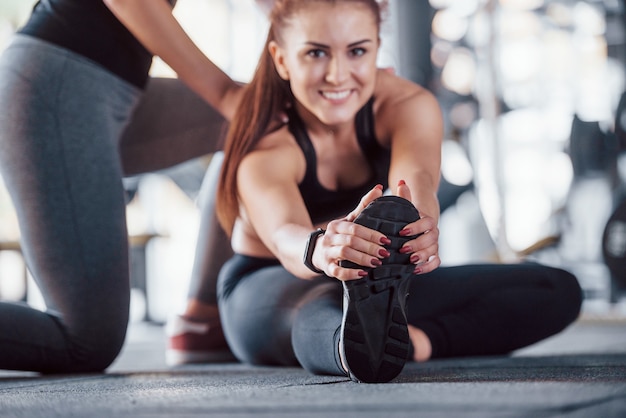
[303,228,325,274]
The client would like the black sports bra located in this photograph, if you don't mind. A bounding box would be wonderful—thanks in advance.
[19,0,176,88]
[288,98,391,225]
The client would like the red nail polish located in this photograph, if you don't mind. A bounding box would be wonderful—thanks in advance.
[372,258,382,266]
[399,228,411,236]
[399,246,411,254]
[358,270,369,277]
[380,237,391,245]
[398,179,406,186]
[379,249,390,258]
[413,267,422,274]
[410,254,420,263]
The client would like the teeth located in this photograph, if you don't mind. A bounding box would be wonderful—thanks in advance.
[322,90,350,100]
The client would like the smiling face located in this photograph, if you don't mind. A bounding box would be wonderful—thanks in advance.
[269,1,380,128]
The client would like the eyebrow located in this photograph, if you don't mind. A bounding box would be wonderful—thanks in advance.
[305,39,373,48]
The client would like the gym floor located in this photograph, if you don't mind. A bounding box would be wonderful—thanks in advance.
[1,314,625,418]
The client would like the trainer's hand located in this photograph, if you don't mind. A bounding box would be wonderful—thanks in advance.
[394,180,440,274]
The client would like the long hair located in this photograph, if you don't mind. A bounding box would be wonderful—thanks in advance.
[216,0,385,234]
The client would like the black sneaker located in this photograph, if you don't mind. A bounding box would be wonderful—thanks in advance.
[339,195,420,383]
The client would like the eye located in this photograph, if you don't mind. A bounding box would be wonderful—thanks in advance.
[350,47,367,57]
[307,49,327,58]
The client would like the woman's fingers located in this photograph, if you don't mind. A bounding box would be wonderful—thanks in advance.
[325,263,368,281]
[319,218,390,280]
[398,217,440,274]
[412,252,440,275]
[395,179,412,202]
[345,184,383,222]
[327,219,389,257]
[399,211,437,237]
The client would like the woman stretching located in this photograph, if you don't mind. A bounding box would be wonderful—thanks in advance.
[214,0,583,383]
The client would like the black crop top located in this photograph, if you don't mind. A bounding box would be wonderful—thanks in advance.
[19,0,175,88]
[288,98,391,225]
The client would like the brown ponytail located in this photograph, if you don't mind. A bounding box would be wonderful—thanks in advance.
[216,28,293,234]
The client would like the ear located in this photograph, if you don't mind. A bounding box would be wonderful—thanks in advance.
[269,41,289,80]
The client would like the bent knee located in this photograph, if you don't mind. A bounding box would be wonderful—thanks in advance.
[227,333,297,367]
[47,320,128,374]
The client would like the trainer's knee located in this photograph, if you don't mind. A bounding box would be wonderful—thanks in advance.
[52,315,129,374]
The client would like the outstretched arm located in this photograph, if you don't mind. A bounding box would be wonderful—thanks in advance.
[377,72,443,274]
[103,0,243,120]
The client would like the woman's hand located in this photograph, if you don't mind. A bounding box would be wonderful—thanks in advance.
[311,185,390,281]
[310,181,440,280]
[395,180,440,275]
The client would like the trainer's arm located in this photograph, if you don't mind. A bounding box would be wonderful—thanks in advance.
[103,0,243,120]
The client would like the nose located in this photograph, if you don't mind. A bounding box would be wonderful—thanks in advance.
[325,55,349,85]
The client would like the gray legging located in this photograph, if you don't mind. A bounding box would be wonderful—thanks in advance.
[218,255,583,377]
[0,35,226,373]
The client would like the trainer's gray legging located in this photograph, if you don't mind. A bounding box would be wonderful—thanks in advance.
[0,35,226,373]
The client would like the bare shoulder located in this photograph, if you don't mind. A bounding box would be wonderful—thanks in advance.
[374,69,436,103]
[238,125,306,185]
[373,70,442,139]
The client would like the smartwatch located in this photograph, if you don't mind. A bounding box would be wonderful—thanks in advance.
[303,228,325,274]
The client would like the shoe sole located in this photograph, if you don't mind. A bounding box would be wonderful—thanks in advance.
[339,195,420,383]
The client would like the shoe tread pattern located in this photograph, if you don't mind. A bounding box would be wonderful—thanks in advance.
[340,196,419,383]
